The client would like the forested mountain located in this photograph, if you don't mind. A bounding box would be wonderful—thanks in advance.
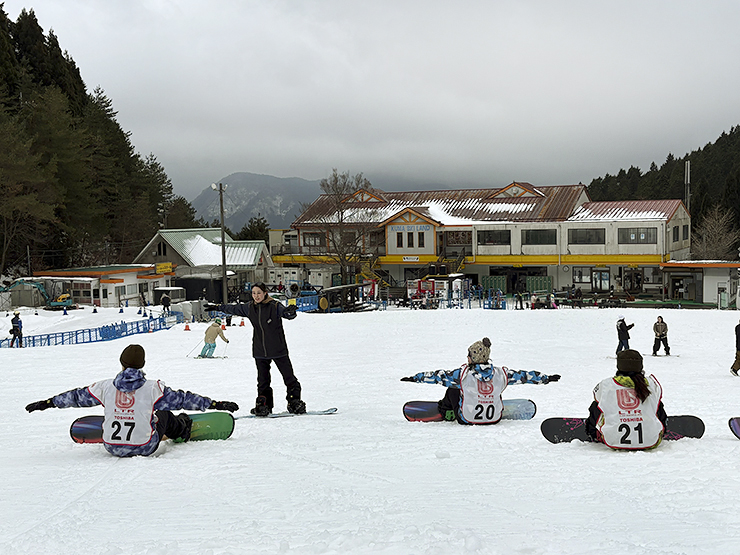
[588,126,740,231]
[0,7,201,278]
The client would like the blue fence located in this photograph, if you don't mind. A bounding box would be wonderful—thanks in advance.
[0,312,185,349]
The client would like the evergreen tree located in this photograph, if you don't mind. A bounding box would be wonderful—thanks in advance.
[236,215,270,242]
[0,5,20,105]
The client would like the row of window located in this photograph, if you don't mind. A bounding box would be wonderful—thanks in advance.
[478,227,662,246]
[302,225,688,248]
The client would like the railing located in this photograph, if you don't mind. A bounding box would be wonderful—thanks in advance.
[0,311,185,349]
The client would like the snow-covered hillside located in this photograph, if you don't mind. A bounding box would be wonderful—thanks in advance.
[2,304,739,554]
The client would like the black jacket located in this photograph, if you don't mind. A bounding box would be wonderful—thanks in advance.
[736,323,740,351]
[216,299,296,359]
[617,320,633,340]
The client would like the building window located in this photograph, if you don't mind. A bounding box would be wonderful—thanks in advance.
[568,228,605,245]
[407,232,414,248]
[683,224,689,240]
[477,230,511,245]
[618,227,657,244]
[126,284,138,295]
[673,226,679,242]
[303,233,326,247]
[157,241,167,256]
[522,229,557,245]
[446,231,472,245]
[418,232,425,248]
[369,231,385,247]
[396,232,403,248]
[115,285,125,298]
[572,267,591,284]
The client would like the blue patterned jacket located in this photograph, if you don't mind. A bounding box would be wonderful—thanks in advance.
[409,364,553,387]
[52,368,213,457]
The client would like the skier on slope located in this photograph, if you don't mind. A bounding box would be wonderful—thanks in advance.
[585,349,667,450]
[205,282,305,416]
[400,337,561,424]
[25,344,239,457]
[198,317,229,358]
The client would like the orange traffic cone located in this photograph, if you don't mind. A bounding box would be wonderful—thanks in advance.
[184,323,191,331]
[221,324,226,330]
[239,318,245,327]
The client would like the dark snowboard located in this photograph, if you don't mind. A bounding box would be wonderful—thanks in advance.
[541,415,704,444]
[70,412,235,444]
[403,399,536,422]
[235,408,338,420]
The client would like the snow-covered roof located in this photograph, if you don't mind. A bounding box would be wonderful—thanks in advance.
[567,199,684,222]
[179,235,268,269]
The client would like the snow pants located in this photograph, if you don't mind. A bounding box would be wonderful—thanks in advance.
[732,351,740,372]
[616,339,630,354]
[200,342,216,358]
[155,410,190,442]
[437,388,461,420]
[653,337,670,355]
[10,331,22,347]
[255,356,300,409]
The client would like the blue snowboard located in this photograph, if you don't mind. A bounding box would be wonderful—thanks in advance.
[403,399,536,422]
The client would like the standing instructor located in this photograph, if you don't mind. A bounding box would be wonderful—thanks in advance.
[206,282,305,416]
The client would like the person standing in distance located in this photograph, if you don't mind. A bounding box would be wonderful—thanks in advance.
[652,315,670,356]
[731,319,740,376]
[10,310,22,348]
[205,282,305,416]
[616,315,634,355]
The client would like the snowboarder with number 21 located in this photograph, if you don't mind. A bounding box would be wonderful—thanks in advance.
[25,344,239,457]
[400,337,561,424]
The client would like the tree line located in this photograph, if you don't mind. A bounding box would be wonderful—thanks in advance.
[587,126,740,259]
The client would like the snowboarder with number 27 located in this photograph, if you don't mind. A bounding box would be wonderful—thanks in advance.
[25,344,239,457]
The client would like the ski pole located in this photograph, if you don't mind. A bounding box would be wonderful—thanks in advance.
[185,340,204,358]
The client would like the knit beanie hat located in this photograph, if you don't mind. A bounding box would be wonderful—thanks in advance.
[120,344,146,369]
[214,317,222,325]
[616,349,643,375]
[468,337,492,364]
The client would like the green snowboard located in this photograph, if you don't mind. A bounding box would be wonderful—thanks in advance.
[70,412,235,444]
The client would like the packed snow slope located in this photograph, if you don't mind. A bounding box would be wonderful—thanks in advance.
[2,304,740,555]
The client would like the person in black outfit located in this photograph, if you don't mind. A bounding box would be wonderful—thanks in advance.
[160,293,171,315]
[206,282,305,416]
[10,310,22,348]
[731,319,740,376]
[616,315,634,354]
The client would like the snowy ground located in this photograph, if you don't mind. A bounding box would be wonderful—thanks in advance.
[2,303,740,555]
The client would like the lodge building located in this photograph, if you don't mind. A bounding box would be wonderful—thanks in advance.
[272,182,695,299]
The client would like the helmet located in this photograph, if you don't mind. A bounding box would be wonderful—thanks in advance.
[214,317,222,325]
[13,310,20,315]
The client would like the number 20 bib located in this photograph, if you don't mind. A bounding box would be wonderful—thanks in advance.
[459,366,508,424]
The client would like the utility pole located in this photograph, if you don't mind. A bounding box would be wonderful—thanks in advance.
[685,160,691,214]
[211,182,228,303]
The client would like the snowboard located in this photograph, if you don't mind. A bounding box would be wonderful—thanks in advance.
[70,412,235,444]
[726,417,740,440]
[235,408,338,420]
[540,415,705,444]
[403,399,536,422]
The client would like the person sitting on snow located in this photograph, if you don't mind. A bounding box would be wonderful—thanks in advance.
[199,317,229,358]
[400,337,560,424]
[25,344,239,457]
[585,349,667,450]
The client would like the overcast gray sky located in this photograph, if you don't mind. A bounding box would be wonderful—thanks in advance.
[5,0,740,200]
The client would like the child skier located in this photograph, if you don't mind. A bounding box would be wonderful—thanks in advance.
[585,349,667,449]
[199,317,229,358]
[400,337,560,424]
[25,344,239,457]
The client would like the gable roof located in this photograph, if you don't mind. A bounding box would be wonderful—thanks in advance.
[567,199,685,222]
[293,183,590,227]
[134,229,270,269]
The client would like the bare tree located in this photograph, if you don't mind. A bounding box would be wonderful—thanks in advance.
[299,169,383,286]
[691,204,740,260]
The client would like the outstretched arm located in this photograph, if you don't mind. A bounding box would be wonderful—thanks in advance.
[505,368,560,385]
[400,367,462,389]
[26,386,100,412]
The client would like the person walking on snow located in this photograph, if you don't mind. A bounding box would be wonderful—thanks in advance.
[585,349,667,449]
[616,315,634,354]
[25,344,239,457]
[199,317,229,358]
[10,310,22,348]
[652,315,670,356]
[205,282,305,416]
[400,337,560,424]
[731,319,740,376]
[160,293,171,315]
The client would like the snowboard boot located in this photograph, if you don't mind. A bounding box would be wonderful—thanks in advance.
[250,395,271,417]
[286,384,306,414]
[176,413,193,442]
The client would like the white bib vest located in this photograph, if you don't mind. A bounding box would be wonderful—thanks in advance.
[594,374,664,449]
[459,365,508,424]
[88,379,165,446]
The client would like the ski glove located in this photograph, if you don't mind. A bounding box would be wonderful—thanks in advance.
[400,377,416,382]
[284,305,297,316]
[210,400,239,412]
[203,303,220,311]
[26,399,55,412]
[545,374,561,383]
